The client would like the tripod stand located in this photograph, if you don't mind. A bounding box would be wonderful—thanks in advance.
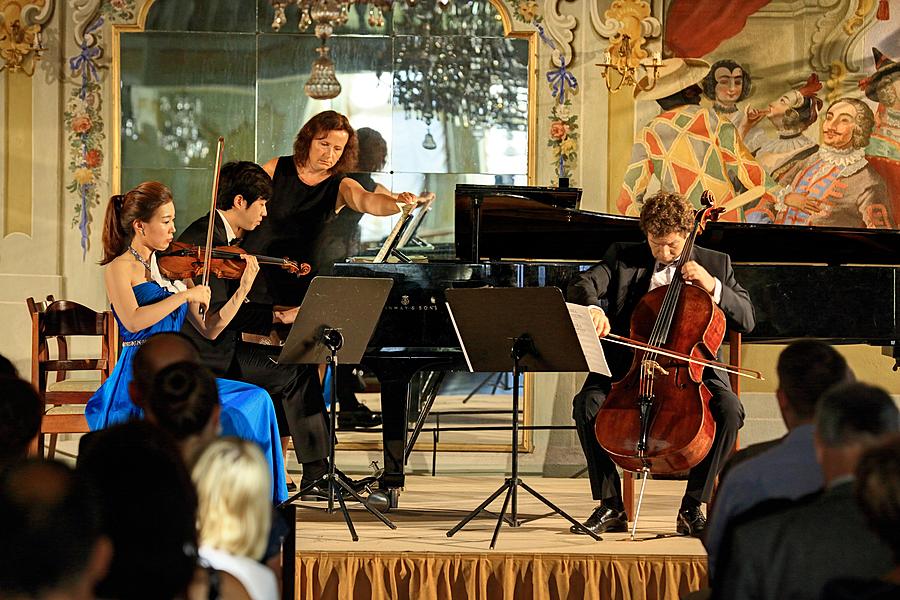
[276,276,395,541]
[444,287,610,548]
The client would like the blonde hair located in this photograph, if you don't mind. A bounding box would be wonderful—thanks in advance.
[191,438,271,560]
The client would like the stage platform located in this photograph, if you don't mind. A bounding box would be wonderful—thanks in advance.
[293,475,707,600]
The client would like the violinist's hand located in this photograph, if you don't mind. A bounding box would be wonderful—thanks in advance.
[238,254,260,292]
[681,261,716,294]
[274,306,299,325]
[590,307,611,338]
[184,285,211,311]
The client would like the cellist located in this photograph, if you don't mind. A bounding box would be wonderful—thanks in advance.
[567,191,755,536]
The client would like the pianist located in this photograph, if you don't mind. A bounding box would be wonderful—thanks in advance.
[566,191,755,537]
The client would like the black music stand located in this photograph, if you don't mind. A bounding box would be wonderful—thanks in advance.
[276,276,396,541]
[444,287,608,548]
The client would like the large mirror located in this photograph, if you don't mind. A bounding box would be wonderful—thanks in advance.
[114,0,535,454]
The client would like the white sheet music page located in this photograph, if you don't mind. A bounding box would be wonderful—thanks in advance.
[566,303,611,376]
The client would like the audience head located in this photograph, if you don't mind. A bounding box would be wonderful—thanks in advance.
[855,434,900,563]
[130,332,200,408]
[147,361,221,465]
[77,422,198,600]
[292,110,358,175]
[0,377,43,469]
[192,437,272,561]
[0,459,111,600]
[101,181,174,265]
[0,352,17,376]
[814,382,899,483]
[775,340,853,428]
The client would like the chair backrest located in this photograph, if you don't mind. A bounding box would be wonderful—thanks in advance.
[29,298,117,394]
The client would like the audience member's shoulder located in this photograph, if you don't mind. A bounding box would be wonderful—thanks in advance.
[820,577,900,600]
[719,438,785,488]
[731,494,811,535]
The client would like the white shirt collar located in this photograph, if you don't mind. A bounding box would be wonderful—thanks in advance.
[216,209,239,244]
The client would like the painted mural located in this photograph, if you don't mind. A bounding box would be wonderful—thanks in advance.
[617,0,900,230]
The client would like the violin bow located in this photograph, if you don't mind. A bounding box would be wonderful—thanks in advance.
[604,333,764,380]
[199,136,226,319]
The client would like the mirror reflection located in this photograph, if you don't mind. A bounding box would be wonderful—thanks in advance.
[118,0,531,453]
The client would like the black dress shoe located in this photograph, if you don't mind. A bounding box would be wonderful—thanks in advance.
[298,481,354,502]
[338,404,382,430]
[570,504,628,535]
[676,506,707,537]
[286,480,297,492]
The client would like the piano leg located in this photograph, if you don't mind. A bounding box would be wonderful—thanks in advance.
[379,376,410,493]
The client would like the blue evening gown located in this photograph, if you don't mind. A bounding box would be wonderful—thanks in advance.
[85,281,288,503]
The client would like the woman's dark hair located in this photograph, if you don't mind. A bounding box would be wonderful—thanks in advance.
[292,110,358,175]
[702,59,752,103]
[355,127,388,172]
[147,361,219,441]
[216,161,273,210]
[101,182,173,265]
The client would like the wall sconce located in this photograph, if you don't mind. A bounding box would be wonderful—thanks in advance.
[0,18,45,76]
[596,34,661,93]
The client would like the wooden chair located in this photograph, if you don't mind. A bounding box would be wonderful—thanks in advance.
[28,297,117,458]
[622,330,742,516]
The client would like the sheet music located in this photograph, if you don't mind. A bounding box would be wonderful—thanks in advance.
[566,303,611,376]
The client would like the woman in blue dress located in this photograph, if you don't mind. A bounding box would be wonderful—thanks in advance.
[85,181,288,503]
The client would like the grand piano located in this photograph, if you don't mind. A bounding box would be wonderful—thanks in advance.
[334,184,900,503]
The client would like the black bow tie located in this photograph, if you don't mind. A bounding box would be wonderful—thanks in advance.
[228,237,243,247]
[655,262,672,272]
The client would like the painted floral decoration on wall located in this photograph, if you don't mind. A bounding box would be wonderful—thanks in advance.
[548,98,577,181]
[511,0,542,24]
[66,0,135,258]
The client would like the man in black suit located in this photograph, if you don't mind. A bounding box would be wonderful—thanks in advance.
[178,161,332,496]
[712,382,898,600]
[567,191,755,536]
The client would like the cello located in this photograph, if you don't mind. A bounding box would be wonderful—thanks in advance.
[594,193,757,492]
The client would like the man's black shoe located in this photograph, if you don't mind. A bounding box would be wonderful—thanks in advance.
[298,480,354,502]
[676,506,707,537]
[570,504,628,535]
[338,404,382,430]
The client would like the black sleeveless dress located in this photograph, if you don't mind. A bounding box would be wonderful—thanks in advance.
[244,156,344,305]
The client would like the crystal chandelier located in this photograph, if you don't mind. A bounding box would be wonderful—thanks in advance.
[270,0,451,100]
[383,2,528,147]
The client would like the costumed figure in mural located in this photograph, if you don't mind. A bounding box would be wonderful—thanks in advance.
[702,59,766,149]
[775,97,893,228]
[617,58,777,223]
[861,47,900,224]
[753,73,823,186]
[85,182,288,503]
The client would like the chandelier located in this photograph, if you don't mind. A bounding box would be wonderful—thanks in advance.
[383,1,528,147]
[269,0,451,100]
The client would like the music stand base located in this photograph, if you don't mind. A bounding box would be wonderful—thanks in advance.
[446,476,600,548]
[279,339,396,541]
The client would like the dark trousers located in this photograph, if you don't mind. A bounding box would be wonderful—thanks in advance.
[573,373,744,508]
[225,343,330,464]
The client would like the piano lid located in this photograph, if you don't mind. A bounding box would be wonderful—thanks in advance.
[455,184,900,265]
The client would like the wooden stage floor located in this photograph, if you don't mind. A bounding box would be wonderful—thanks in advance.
[293,475,708,600]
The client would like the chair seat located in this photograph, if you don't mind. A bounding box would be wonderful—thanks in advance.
[46,378,101,393]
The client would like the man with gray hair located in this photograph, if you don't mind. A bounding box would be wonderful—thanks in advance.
[774,96,892,228]
[713,382,898,600]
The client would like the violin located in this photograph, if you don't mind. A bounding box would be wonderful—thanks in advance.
[594,192,744,476]
[157,241,311,281]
